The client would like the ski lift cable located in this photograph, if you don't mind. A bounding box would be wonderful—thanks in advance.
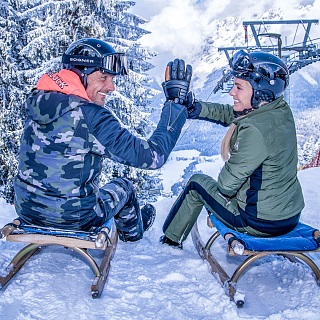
[173,81,221,148]
[258,22,277,48]
[292,23,299,46]
[259,21,269,37]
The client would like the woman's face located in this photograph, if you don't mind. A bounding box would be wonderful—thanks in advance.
[229,77,253,112]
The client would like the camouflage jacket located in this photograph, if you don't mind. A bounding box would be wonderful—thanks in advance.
[14,70,187,229]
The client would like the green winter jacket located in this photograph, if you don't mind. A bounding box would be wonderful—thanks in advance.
[198,96,304,228]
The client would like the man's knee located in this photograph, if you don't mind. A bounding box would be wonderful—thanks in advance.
[98,177,136,220]
[115,197,143,242]
[113,178,134,199]
[101,177,135,202]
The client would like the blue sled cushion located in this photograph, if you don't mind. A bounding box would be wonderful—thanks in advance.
[210,215,319,252]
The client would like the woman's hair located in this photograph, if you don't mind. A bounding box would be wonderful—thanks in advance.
[221,123,237,162]
[220,100,268,162]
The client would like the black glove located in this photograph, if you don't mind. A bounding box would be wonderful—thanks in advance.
[186,91,202,119]
[162,59,192,105]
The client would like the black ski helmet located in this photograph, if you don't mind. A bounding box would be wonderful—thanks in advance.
[229,50,289,108]
[62,38,128,86]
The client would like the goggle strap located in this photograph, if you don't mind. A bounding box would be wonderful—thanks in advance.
[63,53,128,76]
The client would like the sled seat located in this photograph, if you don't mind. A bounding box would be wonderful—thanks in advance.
[191,213,320,307]
[0,218,118,298]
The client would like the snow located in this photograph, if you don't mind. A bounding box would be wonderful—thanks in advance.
[298,69,318,87]
[1,150,320,320]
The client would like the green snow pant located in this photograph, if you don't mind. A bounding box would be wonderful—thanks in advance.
[162,173,276,243]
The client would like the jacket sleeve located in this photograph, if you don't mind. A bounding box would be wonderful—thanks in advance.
[81,101,187,169]
[197,101,234,126]
[217,123,268,197]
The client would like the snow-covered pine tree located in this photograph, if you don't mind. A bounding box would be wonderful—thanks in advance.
[0,0,161,204]
[0,1,27,203]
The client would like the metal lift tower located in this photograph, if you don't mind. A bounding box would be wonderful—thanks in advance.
[214,19,320,94]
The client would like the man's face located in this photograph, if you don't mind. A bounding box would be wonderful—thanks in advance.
[86,71,115,106]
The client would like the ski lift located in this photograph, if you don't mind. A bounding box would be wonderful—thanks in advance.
[214,19,320,94]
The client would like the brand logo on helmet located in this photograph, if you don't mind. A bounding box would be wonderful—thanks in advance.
[70,57,95,64]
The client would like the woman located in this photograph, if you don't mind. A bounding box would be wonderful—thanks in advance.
[160,50,305,249]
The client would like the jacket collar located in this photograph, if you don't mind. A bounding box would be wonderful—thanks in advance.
[36,69,90,101]
[233,96,286,123]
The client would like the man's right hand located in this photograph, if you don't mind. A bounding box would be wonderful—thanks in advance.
[162,59,192,105]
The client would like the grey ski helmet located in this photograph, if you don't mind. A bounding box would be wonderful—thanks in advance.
[62,38,128,86]
[229,50,289,108]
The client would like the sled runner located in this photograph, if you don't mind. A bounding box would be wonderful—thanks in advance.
[0,218,118,298]
[191,213,320,307]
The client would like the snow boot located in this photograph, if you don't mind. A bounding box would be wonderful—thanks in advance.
[141,203,156,231]
[159,235,183,249]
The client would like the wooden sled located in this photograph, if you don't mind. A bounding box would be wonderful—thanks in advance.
[191,213,320,307]
[0,218,118,298]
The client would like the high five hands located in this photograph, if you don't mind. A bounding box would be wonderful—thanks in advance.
[162,59,192,105]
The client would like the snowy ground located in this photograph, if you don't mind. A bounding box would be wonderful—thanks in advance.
[1,150,320,320]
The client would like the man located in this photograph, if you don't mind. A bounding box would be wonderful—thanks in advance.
[14,38,192,242]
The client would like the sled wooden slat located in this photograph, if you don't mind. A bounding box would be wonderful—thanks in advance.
[6,233,107,250]
[0,219,118,298]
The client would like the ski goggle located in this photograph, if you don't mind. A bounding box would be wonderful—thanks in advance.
[101,53,128,76]
[230,50,288,82]
[62,52,128,76]
[229,50,253,75]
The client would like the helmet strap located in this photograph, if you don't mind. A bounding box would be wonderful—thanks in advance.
[70,67,98,89]
[252,89,274,108]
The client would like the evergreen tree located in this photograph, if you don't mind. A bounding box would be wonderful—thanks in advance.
[0,0,161,204]
[0,1,26,203]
